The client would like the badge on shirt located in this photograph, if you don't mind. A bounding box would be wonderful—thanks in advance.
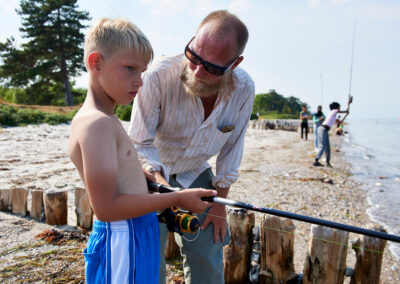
[220,125,235,133]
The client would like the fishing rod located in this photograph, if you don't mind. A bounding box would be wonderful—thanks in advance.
[148,182,400,243]
[348,18,357,101]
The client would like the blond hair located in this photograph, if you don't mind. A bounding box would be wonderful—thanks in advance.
[84,18,153,71]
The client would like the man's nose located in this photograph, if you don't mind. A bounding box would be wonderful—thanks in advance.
[192,63,207,79]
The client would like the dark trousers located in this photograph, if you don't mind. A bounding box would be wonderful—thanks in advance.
[301,122,309,140]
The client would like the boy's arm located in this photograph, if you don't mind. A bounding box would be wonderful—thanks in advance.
[340,97,352,114]
[80,118,214,222]
[338,111,349,124]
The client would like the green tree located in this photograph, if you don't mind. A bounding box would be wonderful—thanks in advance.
[0,0,90,106]
[252,90,308,118]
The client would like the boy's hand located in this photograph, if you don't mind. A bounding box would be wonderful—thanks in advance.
[177,188,216,214]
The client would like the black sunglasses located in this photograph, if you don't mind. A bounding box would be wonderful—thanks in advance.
[184,37,237,76]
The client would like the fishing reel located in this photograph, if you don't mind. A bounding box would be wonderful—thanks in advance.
[157,207,200,235]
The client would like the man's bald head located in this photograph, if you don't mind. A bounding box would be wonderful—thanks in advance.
[196,10,249,57]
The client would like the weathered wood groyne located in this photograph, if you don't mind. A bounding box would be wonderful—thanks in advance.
[250,119,315,133]
[1,188,387,283]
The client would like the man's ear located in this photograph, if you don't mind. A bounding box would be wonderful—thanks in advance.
[88,52,103,73]
[231,56,244,71]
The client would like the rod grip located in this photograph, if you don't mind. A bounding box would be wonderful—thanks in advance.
[201,196,215,202]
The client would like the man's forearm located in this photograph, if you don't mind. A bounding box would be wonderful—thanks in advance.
[216,187,230,198]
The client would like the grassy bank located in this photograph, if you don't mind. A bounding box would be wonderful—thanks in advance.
[0,104,77,127]
[0,101,133,127]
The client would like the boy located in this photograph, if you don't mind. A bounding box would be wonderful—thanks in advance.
[314,99,350,167]
[68,18,215,283]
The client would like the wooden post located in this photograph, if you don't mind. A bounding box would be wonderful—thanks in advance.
[259,216,297,284]
[0,189,12,212]
[223,208,255,284]
[30,190,44,221]
[11,187,29,216]
[44,190,68,225]
[165,232,180,259]
[249,225,261,283]
[74,187,93,229]
[303,225,349,284]
[350,226,387,284]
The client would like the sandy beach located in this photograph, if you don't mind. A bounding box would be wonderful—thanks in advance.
[0,122,399,283]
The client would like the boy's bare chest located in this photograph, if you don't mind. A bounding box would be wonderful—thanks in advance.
[115,128,147,194]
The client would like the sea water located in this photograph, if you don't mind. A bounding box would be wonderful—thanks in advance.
[341,117,400,259]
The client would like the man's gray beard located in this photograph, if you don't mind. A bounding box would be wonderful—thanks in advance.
[180,65,233,98]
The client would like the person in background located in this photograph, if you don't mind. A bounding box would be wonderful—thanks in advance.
[299,105,311,140]
[128,10,254,284]
[335,115,345,135]
[314,100,350,167]
[312,105,325,151]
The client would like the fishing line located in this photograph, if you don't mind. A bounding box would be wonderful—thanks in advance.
[181,227,201,242]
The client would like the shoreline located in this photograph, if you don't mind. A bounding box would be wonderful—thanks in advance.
[216,127,400,281]
[0,123,399,282]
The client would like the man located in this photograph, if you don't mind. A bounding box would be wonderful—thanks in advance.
[299,105,310,140]
[129,10,254,284]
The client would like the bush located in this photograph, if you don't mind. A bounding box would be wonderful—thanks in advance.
[115,105,132,121]
[16,108,45,125]
[259,113,298,119]
[72,88,87,105]
[250,113,259,120]
[0,104,73,127]
[43,112,70,125]
[0,105,18,126]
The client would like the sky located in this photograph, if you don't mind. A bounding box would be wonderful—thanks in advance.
[0,0,399,119]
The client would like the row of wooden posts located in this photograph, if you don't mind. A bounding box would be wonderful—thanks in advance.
[0,188,387,283]
[249,119,315,133]
[220,209,387,284]
[0,187,92,229]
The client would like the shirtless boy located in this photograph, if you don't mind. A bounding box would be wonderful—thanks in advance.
[68,18,215,283]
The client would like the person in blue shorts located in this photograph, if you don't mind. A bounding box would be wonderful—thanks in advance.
[68,18,216,284]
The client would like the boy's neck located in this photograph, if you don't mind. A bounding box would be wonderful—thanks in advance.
[86,83,116,115]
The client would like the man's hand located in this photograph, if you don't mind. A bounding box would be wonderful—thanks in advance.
[201,203,227,244]
[143,169,156,183]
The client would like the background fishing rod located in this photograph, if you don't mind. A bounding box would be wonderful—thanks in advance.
[148,181,400,243]
[348,18,357,102]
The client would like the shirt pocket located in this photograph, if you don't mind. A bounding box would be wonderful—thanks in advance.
[208,128,233,156]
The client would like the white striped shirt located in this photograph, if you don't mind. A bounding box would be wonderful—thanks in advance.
[128,54,255,188]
